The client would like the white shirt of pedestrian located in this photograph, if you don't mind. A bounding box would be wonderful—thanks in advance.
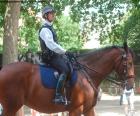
[39,20,66,54]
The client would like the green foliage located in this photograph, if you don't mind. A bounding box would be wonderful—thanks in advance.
[14,0,79,53]
[71,0,131,34]
[99,7,140,50]
[55,15,83,50]
[123,8,140,50]
[0,2,7,27]
[18,4,83,53]
[100,24,124,45]
[0,3,7,53]
[131,0,140,7]
[0,0,140,53]
[19,11,41,53]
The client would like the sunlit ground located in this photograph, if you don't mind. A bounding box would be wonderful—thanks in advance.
[96,112,124,116]
[96,93,140,116]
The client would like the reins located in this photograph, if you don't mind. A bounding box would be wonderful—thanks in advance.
[69,53,126,93]
[68,44,132,88]
[69,55,101,90]
[70,55,104,76]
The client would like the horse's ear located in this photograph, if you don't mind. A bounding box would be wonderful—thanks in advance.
[123,41,128,53]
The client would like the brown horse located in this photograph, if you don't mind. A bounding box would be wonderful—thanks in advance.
[0,46,135,116]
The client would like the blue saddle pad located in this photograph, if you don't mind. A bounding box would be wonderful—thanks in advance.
[39,65,77,89]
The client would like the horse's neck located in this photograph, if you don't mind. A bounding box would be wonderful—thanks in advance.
[80,49,119,87]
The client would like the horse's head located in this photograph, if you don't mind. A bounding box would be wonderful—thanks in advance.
[114,47,135,89]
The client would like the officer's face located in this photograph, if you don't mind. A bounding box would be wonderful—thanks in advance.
[47,12,55,22]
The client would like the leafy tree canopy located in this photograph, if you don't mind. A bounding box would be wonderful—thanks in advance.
[123,8,140,50]
[0,0,140,53]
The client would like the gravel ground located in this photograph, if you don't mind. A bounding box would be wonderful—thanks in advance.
[95,93,140,116]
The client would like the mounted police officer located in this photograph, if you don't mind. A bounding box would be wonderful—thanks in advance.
[39,6,72,104]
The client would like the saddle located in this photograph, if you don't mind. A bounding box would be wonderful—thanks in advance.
[39,64,77,89]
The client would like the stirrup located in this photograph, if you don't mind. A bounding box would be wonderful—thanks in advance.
[53,95,65,103]
[53,95,70,105]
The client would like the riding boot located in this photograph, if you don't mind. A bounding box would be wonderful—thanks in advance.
[53,73,66,104]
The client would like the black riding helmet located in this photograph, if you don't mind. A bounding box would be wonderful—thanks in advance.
[42,6,55,18]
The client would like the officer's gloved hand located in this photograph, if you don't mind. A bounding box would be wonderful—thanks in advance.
[65,51,74,58]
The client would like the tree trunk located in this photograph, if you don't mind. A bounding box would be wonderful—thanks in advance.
[2,0,21,65]
[2,0,23,115]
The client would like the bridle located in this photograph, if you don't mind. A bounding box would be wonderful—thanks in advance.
[114,50,129,83]
[113,47,135,86]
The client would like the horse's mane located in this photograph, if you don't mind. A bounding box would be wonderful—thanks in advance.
[77,45,134,59]
[77,46,118,57]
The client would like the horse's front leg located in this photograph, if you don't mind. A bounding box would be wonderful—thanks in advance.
[69,105,83,116]
[1,102,23,116]
[84,107,96,116]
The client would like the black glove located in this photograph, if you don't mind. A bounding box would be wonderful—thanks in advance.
[65,51,74,58]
